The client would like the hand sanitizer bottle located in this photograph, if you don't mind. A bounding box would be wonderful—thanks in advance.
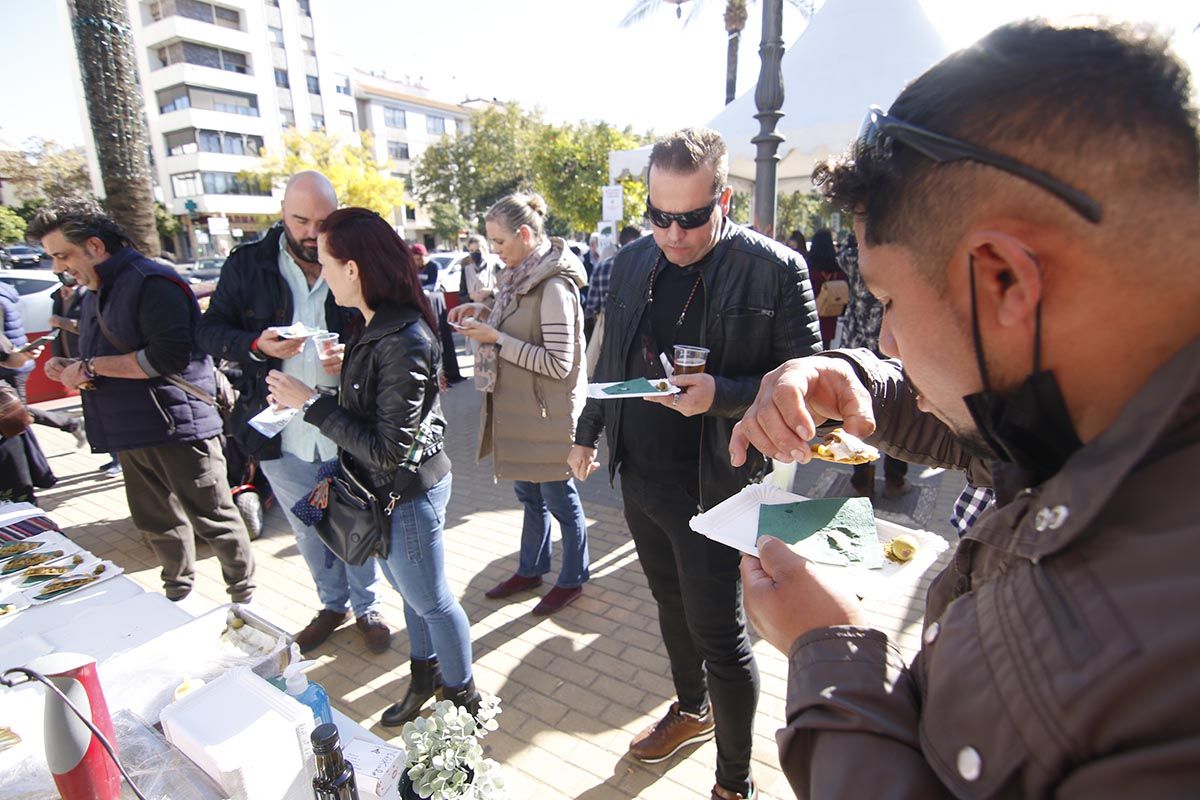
[282,660,333,726]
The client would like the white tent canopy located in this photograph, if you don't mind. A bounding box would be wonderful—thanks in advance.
[610,0,951,193]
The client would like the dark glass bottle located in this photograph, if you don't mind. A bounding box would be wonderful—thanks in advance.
[311,723,360,800]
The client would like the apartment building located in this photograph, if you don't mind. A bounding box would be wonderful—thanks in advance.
[351,70,469,250]
[117,0,352,257]
[72,0,470,257]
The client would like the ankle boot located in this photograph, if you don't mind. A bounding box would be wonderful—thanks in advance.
[381,658,444,727]
[850,465,876,499]
[442,677,482,717]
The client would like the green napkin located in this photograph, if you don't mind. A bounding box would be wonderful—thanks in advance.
[602,377,668,395]
[757,498,882,568]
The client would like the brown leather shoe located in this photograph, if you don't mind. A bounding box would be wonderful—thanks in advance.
[485,573,543,600]
[711,782,756,800]
[628,702,715,763]
[356,611,393,654]
[532,585,582,616]
[293,609,351,653]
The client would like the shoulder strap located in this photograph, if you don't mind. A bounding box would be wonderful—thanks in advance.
[95,302,218,408]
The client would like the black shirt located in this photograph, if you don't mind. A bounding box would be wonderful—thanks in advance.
[619,250,711,485]
[136,277,196,376]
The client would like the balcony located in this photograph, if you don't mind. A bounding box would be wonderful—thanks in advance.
[139,16,251,53]
[162,151,262,176]
[157,107,268,137]
[167,193,280,216]
[147,62,257,96]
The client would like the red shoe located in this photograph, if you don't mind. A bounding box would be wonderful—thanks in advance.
[532,585,582,616]
[485,573,543,599]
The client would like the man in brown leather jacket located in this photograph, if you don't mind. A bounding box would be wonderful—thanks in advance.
[730,21,1200,798]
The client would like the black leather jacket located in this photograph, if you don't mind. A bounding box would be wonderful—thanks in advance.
[304,303,449,495]
[197,225,357,459]
[575,221,822,509]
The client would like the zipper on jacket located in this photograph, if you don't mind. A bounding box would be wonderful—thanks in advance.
[148,386,176,435]
[697,272,709,510]
[1031,563,1099,665]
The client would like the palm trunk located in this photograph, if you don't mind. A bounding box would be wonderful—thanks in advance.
[68,0,160,256]
[726,31,740,105]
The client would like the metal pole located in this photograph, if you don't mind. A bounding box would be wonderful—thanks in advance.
[751,0,785,237]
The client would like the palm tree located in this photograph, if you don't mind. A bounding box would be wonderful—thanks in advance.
[620,0,813,105]
[67,0,160,256]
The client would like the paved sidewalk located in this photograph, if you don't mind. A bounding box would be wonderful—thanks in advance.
[27,356,967,799]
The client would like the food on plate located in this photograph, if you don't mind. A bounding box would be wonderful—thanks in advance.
[1,550,65,574]
[0,603,15,616]
[0,541,41,559]
[810,428,880,465]
[652,379,670,391]
[885,533,919,563]
[35,573,99,599]
[19,565,73,582]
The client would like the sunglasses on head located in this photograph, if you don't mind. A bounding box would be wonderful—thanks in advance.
[646,196,719,230]
[856,105,1103,224]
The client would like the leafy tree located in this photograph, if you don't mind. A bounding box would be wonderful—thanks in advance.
[249,129,405,216]
[775,189,846,239]
[429,201,467,245]
[532,121,650,236]
[413,103,543,228]
[0,206,28,243]
[155,201,180,240]
[0,141,92,204]
[620,0,812,105]
[13,198,48,225]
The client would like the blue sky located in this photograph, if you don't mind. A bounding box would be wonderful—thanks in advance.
[1,0,1196,149]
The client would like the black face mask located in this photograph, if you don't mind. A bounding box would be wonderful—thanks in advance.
[470,251,483,266]
[58,272,77,287]
[961,255,1082,488]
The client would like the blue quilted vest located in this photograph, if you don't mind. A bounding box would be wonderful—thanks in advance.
[79,247,222,452]
[0,281,33,379]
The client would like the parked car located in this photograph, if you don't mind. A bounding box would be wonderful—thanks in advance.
[0,270,63,402]
[179,257,226,284]
[3,244,45,268]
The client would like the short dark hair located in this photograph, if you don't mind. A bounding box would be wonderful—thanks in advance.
[618,225,642,246]
[649,128,728,196]
[28,198,131,254]
[319,208,436,332]
[815,21,1198,282]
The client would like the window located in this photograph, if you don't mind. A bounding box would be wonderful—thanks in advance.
[301,35,316,56]
[155,41,250,75]
[340,109,356,131]
[171,171,202,197]
[280,108,295,128]
[197,129,222,152]
[405,206,417,221]
[311,114,324,131]
[156,85,259,116]
[265,0,279,6]
[274,68,289,88]
[306,75,320,94]
[201,171,271,195]
[268,26,284,46]
[387,141,409,161]
[151,0,241,29]
[335,74,350,96]
[426,115,446,135]
[164,129,197,155]
[298,0,311,16]
[165,129,264,157]
[383,107,405,129]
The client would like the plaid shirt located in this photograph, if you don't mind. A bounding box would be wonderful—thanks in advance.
[950,482,996,537]
[583,255,614,321]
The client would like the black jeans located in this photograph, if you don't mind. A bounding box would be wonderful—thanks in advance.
[438,308,463,381]
[620,469,758,796]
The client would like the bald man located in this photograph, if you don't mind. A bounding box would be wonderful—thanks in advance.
[198,171,393,654]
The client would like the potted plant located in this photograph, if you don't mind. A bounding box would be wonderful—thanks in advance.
[398,696,505,799]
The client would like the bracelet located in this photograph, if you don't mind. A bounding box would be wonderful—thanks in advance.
[248,337,267,363]
[300,393,320,414]
[81,358,97,380]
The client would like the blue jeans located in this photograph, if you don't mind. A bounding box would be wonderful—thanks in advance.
[259,453,384,617]
[379,474,473,688]
[512,479,590,588]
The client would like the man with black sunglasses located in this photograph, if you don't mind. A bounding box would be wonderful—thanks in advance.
[730,21,1200,798]
[570,128,820,800]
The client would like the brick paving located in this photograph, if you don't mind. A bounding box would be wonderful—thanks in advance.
[27,350,965,799]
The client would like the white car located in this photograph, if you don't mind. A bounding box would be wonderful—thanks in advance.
[0,269,59,335]
[426,251,466,296]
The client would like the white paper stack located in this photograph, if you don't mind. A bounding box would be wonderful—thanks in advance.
[690,483,949,599]
[160,667,315,800]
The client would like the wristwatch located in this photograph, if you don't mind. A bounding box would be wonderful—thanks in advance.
[300,393,321,414]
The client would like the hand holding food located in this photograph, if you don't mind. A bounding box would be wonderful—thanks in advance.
[809,427,880,465]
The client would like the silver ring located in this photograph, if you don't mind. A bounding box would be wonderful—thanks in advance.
[672,394,679,407]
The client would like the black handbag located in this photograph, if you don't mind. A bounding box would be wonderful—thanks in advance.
[314,454,397,566]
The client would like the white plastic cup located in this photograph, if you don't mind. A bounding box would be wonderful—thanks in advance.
[313,332,339,361]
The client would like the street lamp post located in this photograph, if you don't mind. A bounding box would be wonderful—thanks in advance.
[751,0,785,237]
